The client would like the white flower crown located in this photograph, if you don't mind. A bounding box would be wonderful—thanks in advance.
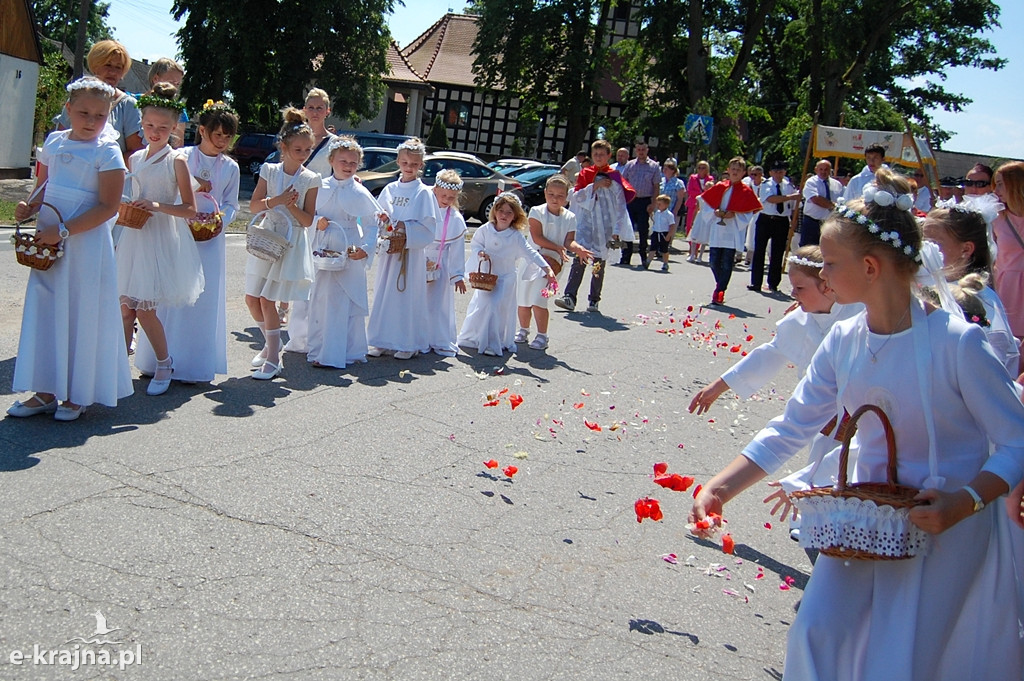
[328,137,360,152]
[495,191,522,208]
[787,255,823,268]
[834,205,922,263]
[66,77,116,98]
[397,139,426,155]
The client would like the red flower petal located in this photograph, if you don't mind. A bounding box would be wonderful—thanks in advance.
[509,394,523,410]
[648,499,663,521]
[687,305,694,312]
[730,344,742,353]
[695,518,711,530]
[653,462,669,476]
[584,420,602,432]
[573,402,584,409]
[746,334,754,342]
[483,459,499,469]
[498,388,509,396]
[692,483,703,499]
[483,399,500,407]
[764,522,773,530]
[654,473,695,492]
[721,533,735,554]
[503,465,518,478]
[634,498,650,523]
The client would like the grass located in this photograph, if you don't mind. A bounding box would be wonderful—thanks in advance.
[0,201,17,225]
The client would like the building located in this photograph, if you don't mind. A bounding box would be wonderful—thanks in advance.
[1,0,44,178]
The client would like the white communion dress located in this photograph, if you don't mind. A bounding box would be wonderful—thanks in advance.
[423,204,468,356]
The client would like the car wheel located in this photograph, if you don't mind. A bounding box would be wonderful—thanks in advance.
[249,160,262,176]
[479,195,496,222]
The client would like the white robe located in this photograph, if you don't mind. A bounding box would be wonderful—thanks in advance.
[305,176,380,368]
[13,131,133,407]
[744,306,1024,681]
[457,223,548,355]
[366,178,438,353]
[135,148,239,382]
[689,194,749,250]
[569,181,633,260]
[423,204,468,355]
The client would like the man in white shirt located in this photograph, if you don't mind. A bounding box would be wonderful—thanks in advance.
[740,165,766,264]
[801,159,843,246]
[843,144,886,201]
[610,147,629,171]
[913,168,933,212]
[560,151,588,186]
[749,160,800,292]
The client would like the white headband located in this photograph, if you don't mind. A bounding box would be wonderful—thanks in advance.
[435,178,463,191]
[787,255,823,268]
[496,191,522,208]
[66,77,116,98]
[328,137,360,152]
[397,139,426,155]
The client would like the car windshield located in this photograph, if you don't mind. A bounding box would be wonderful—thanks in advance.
[372,160,399,173]
[515,168,558,184]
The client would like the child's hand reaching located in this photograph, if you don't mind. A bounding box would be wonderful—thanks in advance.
[763,483,798,522]
[455,280,467,294]
[194,177,212,193]
[688,378,729,415]
[574,245,594,264]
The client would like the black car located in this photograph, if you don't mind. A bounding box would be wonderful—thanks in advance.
[512,165,563,206]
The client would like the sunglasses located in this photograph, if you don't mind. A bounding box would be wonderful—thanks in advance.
[962,179,991,188]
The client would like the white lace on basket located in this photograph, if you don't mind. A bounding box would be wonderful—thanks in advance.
[797,496,932,558]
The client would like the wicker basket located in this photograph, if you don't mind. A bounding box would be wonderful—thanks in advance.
[11,202,64,271]
[312,221,351,272]
[117,201,152,229]
[543,254,563,276]
[187,192,223,242]
[384,232,406,255]
[468,258,498,291]
[246,209,294,262]
[791,404,930,561]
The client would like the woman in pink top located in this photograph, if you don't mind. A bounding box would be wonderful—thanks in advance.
[685,160,714,262]
[993,162,1024,342]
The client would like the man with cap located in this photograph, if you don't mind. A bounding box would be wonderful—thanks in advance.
[749,161,800,293]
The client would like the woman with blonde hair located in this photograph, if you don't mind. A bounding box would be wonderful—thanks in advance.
[993,161,1024,342]
[54,40,142,157]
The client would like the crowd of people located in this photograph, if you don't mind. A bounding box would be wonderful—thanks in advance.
[5,38,1024,680]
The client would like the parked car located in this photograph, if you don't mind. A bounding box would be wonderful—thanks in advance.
[252,150,280,178]
[335,131,409,149]
[488,158,544,175]
[357,154,524,221]
[361,146,398,172]
[512,165,564,206]
[231,132,278,176]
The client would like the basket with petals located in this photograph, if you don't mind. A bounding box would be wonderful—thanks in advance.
[468,258,498,291]
[377,213,405,254]
[246,209,293,262]
[187,192,224,242]
[312,222,351,272]
[12,202,65,271]
[791,404,930,560]
[117,201,152,229]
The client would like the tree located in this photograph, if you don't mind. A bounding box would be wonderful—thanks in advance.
[471,0,613,161]
[426,113,450,149]
[33,45,72,145]
[32,0,113,49]
[172,0,398,126]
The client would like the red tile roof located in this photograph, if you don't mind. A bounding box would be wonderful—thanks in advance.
[385,40,430,88]
[400,13,485,89]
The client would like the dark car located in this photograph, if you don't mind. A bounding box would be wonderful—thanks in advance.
[511,165,563,206]
[231,133,278,176]
[361,147,398,172]
[357,153,524,221]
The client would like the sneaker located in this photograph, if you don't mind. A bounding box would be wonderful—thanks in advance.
[514,328,529,343]
[586,302,600,313]
[747,284,759,291]
[554,296,575,311]
[661,263,669,272]
[528,335,549,350]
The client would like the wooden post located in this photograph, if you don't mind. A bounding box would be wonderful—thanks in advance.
[783,110,819,271]
[903,117,934,210]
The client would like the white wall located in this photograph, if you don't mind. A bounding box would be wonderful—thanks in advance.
[0,54,39,173]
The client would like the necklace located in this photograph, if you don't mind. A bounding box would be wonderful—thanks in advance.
[866,305,911,363]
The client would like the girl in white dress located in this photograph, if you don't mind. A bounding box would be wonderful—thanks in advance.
[458,193,556,356]
[281,88,336,353]
[366,137,437,360]
[424,169,468,357]
[135,101,240,383]
[8,77,133,421]
[306,137,379,369]
[118,83,204,397]
[922,201,1020,376]
[515,174,586,350]
[245,108,319,380]
[690,168,1024,680]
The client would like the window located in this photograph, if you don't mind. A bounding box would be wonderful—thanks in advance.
[445,102,471,128]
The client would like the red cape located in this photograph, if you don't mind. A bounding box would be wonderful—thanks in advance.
[699,179,762,213]
[575,164,636,203]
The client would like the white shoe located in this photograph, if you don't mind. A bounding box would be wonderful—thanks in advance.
[433,347,457,357]
[481,348,500,357]
[7,397,58,418]
[54,404,86,421]
[252,361,282,380]
[147,357,173,396]
[252,349,268,367]
[394,350,416,360]
[514,328,529,343]
[367,346,384,357]
[528,335,548,350]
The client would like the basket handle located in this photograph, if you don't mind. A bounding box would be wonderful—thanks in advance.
[477,255,492,275]
[314,220,349,253]
[247,208,294,245]
[836,404,899,491]
[16,201,65,233]
[195,191,220,216]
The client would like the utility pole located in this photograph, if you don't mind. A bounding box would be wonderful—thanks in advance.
[73,0,91,77]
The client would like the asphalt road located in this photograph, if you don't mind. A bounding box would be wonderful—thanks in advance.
[0,232,812,681]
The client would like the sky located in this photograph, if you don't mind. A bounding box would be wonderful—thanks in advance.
[104,0,1024,159]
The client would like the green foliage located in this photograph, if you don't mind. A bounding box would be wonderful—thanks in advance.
[426,113,450,149]
[172,0,397,126]
[32,0,113,48]
[33,46,72,145]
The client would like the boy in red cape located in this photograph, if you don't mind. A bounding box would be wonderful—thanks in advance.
[555,139,635,313]
[692,157,762,305]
